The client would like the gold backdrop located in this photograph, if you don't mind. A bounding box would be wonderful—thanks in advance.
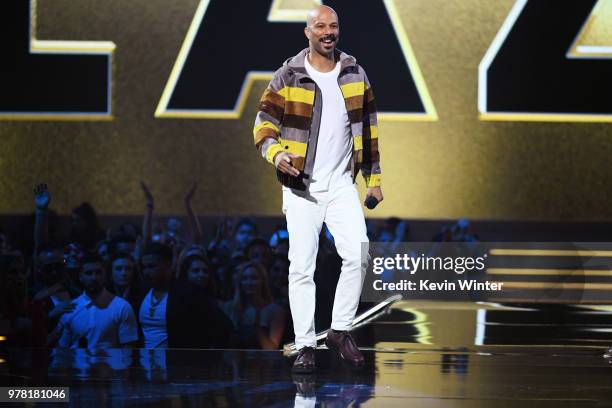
[1,0,611,220]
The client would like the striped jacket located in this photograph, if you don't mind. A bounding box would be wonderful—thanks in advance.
[253,48,381,191]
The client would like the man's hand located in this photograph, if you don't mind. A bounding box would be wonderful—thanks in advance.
[274,152,300,177]
[366,186,384,204]
[34,183,51,210]
[48,300,76,319]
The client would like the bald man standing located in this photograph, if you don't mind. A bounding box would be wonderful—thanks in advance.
[253,6,382,373]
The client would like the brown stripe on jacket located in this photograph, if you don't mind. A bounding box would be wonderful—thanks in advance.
[283,114,311,130]
[348,108,364,124]
[365,99,377,116]
[365,87,375,103]
[262,89,285,107]
[344,95,364,112]
[254,127,278,147]
[284,101,312,117]
[362,138,380,163]
[259,100,284,122]
[364,88,376,115]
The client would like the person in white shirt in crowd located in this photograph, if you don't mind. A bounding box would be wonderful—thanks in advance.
[56,253,139,348]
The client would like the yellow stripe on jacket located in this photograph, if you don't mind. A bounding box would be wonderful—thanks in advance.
[265,138,308,164]
[363,173,381,188]
[254,121,280,138]
[353,126,379,150]
[277,87,315,105]
[340,82,365,99]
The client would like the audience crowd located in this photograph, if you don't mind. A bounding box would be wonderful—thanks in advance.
[0,183,477,350]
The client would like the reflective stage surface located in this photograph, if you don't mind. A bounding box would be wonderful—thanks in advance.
[2,301,612,407]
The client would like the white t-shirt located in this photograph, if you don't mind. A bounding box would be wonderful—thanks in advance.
[303,55,353,192]
[57,292,138,349]
[139,289,168,349]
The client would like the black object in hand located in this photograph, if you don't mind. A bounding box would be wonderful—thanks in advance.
[364,196,379,209]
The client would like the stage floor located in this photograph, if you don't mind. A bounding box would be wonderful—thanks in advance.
[2,301,612,407]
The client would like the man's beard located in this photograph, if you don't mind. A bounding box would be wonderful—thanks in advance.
[319,34,337,50]
[321,35,336,43]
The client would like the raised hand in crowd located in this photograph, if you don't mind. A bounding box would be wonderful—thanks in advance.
[140,181,154,244]
[184,182,197,203]
[34,183,51,210]
[209,216,232,252]
[133,235,143,265]
[184,182,203,244]
[394,220,408,243]
[33,183,51,270]
[140,180,154,209]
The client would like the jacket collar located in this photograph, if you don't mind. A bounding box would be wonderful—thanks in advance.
[285,48,356,77]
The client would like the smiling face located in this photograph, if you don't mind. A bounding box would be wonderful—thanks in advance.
[305,6,339,57]
[240,266,262,297]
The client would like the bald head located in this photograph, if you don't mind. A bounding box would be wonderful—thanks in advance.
[304,5,339,58]
[306,5,338,28]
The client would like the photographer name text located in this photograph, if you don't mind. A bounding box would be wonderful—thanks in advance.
[372,279,504,292]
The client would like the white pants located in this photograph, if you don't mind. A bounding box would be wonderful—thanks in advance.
[282,175,369,349]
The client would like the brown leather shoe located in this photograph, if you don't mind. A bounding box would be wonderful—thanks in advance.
[325,330,364,368]
[292,346,315,373]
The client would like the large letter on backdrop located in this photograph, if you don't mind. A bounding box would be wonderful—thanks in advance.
[155,0,437,121]
[0,0,115,121]
[479,0,612,122]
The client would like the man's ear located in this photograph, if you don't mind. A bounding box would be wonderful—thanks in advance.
[304,26,310,40]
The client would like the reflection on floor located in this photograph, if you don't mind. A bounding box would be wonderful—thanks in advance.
[2,301,612,407]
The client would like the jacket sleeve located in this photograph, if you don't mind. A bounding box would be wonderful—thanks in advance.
[253,68,286,165]
[361,67,381,188]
